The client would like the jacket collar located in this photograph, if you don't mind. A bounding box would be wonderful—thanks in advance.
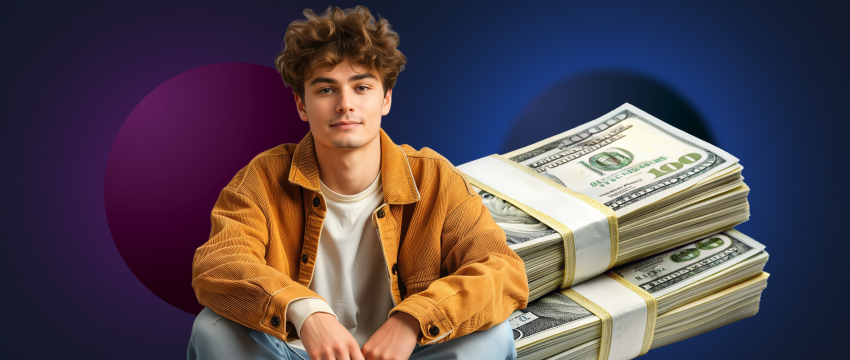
[288,128,421,205]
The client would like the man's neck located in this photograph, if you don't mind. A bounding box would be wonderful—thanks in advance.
[314,133,382,196]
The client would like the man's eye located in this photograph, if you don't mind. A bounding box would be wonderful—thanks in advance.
[318,88,333,94]
[356,86,370,91]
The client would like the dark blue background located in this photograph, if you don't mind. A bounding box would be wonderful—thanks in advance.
[3,0,848,358]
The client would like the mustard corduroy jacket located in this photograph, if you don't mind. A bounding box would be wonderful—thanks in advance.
[191,128,529,345]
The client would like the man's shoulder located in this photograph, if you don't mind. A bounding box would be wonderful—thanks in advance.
[399,144,477,197]
[224,143,296,192]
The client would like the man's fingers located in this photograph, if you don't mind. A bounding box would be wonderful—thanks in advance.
[307,350,327,360]
[333,346,354,360]
[350,342,366,360]
[309,347,337,360]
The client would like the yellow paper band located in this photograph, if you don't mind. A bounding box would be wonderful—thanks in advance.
[466,176,578,287]
[563,288,613,360]
[564,273,658,360]
[607,271,657,356]
[488,154,619,269]
[462,154,619,288]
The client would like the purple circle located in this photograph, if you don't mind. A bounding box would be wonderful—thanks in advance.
[105,63,309,314]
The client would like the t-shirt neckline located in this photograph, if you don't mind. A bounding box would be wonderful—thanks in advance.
[320,171,383,203]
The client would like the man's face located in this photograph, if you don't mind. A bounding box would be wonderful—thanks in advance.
[295,59,392,150]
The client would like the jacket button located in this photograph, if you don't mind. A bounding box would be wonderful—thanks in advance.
[377,209,385,218]
[312,197,320,207]
[391,263,398,275]
[301,254,308,263]
[271,316,281,327]
[429,325,439,336]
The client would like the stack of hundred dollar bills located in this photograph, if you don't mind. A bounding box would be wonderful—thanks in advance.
[468,104,751,300]
[511,230,768,359]
[456,104,769,359]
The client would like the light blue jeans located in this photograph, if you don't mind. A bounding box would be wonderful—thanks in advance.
[187,307,517,360]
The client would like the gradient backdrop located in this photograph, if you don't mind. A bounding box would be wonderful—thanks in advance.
[3,0,848,358]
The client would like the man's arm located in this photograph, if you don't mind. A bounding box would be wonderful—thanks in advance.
[388,177,529,345]
[360,311,421,360]
[191,186,324,341]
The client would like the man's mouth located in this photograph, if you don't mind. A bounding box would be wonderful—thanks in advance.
[330,120,361,129]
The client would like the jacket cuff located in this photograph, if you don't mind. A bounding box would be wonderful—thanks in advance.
[286,298,337,337]
[262,285,326,340]
[389,295,455,345]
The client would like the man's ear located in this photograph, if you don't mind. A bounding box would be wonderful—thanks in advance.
[294,93,308,122]
[381,88,393,116]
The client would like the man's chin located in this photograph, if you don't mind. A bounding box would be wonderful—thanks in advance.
[314,127,379,150]
[328,136,367,149]
[330,141,364,149]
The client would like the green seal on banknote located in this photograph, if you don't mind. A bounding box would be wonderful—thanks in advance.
[696,237,724,250]
[670,248,701,263]
[588,151,632,171]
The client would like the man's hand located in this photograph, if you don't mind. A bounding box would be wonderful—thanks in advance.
[360,311,421,360]
[300,312,364,360]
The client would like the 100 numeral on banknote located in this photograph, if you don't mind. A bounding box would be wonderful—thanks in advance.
[503,105,739,216]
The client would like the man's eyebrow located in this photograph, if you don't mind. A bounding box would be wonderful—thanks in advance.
[309,77,337,86]
[308,73,378,86]
[349,73,377,82]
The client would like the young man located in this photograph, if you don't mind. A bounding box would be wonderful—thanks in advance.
[187,6,528,360]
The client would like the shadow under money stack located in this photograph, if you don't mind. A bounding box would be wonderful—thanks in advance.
[510,230,769,360]
[458,103,750,301]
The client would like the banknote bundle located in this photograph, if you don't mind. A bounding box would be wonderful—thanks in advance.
[459,103,750,300]
[509,230,769,360]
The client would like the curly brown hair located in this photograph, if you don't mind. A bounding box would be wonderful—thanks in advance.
[275,6,407,101]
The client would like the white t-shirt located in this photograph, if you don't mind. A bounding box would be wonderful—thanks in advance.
[285,171,395,350]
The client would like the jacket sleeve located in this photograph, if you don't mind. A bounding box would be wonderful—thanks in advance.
[389,189,529,345]
[191,185,324,341]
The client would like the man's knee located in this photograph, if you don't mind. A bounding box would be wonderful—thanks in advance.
[469,319,514,346]
[190,307,227,344]
[471,319,516,359]
[485,319,516,351]
[188,307,254,358]
[491,319,513,340]
[187,307,293,360]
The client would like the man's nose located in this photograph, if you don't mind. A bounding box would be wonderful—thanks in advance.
[336,89,354,113]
